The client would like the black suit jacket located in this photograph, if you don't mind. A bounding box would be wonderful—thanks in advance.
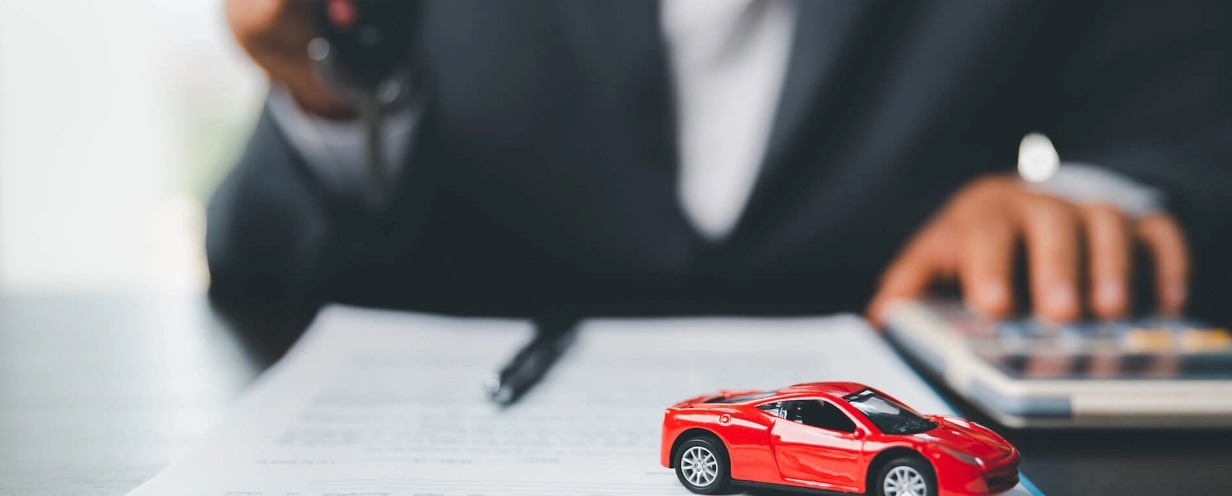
[207,0,1232,319]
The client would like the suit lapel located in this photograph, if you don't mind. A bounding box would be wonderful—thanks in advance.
[552,0,680,180]
[721,0,878,250]
[551,0,667,112]
[761,0,876,175]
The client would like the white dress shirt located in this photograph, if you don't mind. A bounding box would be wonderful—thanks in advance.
[661,0,796,239]
[267,0,1161,238]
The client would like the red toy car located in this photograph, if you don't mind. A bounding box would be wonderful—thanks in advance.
[661,382,1019,496]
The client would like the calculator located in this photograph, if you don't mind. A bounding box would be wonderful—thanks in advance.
[884,299,1232,428]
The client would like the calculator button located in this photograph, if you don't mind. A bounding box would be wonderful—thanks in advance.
[1086,353,1122,378]
[1055,325,1089,352]
[1179,327,1232,353]
[1023,354,1075,378]
[956,318,998,338]
[1122,327,1174,352]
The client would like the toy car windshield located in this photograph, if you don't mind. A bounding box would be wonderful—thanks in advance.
[843,388,938,435]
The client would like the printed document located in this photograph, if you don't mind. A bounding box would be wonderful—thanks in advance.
[128,306,1035,495]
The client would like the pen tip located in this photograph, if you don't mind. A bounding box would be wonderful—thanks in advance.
[483,373,500,394]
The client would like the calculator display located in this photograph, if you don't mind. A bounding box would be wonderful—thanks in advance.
[931,303,1232,380]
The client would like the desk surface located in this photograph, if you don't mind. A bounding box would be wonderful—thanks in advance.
[0,293,1228,496]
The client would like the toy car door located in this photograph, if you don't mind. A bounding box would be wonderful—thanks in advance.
[764,399,864,491]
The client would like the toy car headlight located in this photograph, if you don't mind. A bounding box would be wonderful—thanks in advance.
[940,446,985,468]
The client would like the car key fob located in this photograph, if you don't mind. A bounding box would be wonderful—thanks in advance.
[310,0,421,206]
[310,0,420,92]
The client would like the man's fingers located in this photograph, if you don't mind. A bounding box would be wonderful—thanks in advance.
[1019,195,1081,321]
[1137,213,1189,315]
[226,0,295,47]
[1081,204,1131,319]
[867,225,953,326]
[225,0,356,118]
[226,0,319,63]
[958,214,1015,317]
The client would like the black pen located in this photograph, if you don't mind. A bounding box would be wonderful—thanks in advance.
[484,316,578,406]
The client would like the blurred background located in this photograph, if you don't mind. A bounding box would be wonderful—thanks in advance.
[0,0,259,294]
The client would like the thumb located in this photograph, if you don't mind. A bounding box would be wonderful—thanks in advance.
[867,227,950,328]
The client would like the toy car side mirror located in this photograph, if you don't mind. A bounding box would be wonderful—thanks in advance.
[851,429,865,439]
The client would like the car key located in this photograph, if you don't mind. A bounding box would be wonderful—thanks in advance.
[310,0,421,206]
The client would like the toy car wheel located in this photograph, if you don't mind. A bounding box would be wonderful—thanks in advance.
[876,455,936,496]
[674,435,731,494]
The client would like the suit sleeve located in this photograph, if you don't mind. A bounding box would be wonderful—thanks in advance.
[206,105,337,304]
[206,100,438,307]
[1050,0,1232,317]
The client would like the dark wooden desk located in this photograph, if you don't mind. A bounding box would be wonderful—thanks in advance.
[1,293,1228,496]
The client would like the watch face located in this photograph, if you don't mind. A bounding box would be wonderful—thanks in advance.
[1017,132,1059,183]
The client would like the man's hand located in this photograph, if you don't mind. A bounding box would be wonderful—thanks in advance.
[225,0,354,118]
[868,176,1188,325]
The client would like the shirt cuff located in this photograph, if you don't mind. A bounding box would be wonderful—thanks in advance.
[1025,163,1164,217]
[266,84,419,197]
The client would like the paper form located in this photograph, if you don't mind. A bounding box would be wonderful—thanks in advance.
[127,306,1036,495]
